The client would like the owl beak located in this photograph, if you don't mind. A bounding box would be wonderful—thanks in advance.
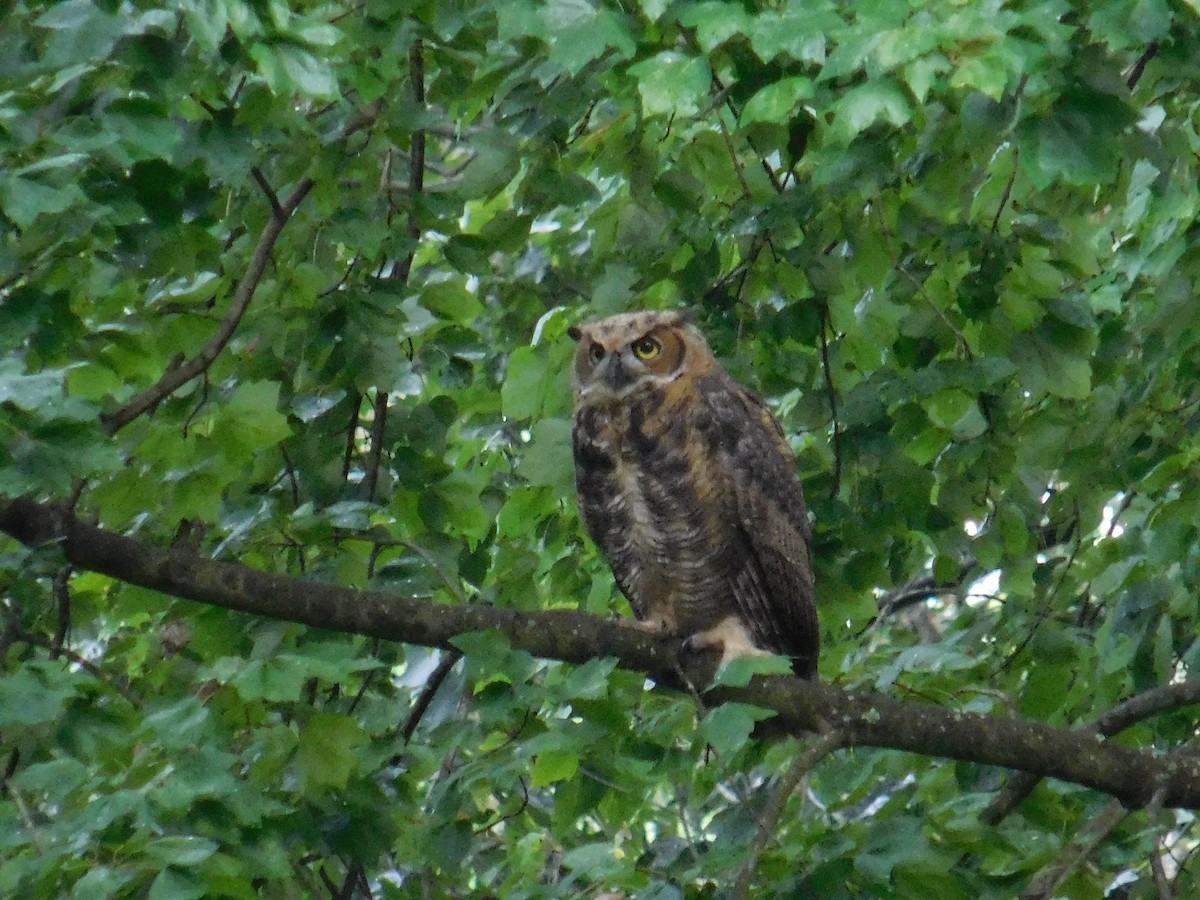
[596,354,630,391]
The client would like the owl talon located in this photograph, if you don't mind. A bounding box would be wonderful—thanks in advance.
[681,617,772,669]
[630,618,668,634]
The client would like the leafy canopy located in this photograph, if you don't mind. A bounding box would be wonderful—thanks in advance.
[2,0,1200,897]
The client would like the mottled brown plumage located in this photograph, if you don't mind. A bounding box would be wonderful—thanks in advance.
[568,309,819,678]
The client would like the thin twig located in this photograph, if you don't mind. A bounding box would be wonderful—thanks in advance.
[280,446,301,507]
[704,66,784,194]
[346,648,380,716]
[1,748,17,792]
[475,776,530,833]
[714,100,754,201]
[1146,787,1175,900]
[19,630,140,706]
[1019,799,1128,899]
[995,524,1082,674]
[100,175,314,435]
[251,166,284,219]
[0,598,21,665]
[731,728,843,900]
[51,566,72,659]
[401,650,463,743]
[363,39,426,501]
[1126,42,1160,89]
[363,390,389,503]
[1151,839,1175,900]
[990,145,1019,234]
[818,305,842,499]
[341,392,362,483]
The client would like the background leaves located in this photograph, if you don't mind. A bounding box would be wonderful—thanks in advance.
[3,0,1200,896]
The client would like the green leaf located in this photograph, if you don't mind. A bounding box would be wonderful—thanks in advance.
[1010,335,1092,400]
[531,748,579,786]
[739,77,815,126]
[519,417,574,490]
[708,654,795,688]
[145,836,220,868]
[502,346,551,420]
[545,5,635,73]
[629,53,711,117]
[699,703,776,755]
[250,44,339,99]
[561,657,618,699]
[71,866,136,899]
[678,3,751,52]
[0,177,87,227]
[0,359,67,410]
[296,712,367,792]
[147,868,205,900]
[220,381,292,450]
[11,758,89,799]
[422,278,484,323]
[924,390,987,440]
[831,78,912,142]
[455,131,522,199]
[749,11,831,63]
[0,668,73,727]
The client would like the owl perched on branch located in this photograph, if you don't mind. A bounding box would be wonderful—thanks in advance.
[568,309,819,679]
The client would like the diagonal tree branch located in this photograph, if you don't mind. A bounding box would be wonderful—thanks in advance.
[4,495,1200,812]
[982,680,1200,824]
[100,175,314,436]
[731,727,844,899]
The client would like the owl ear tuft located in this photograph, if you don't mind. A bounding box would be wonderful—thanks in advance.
[567,325,583,341]
[676,308,698,325]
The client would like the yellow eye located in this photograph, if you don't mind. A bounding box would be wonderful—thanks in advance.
[632,336,661,360]
[588,343,605,364]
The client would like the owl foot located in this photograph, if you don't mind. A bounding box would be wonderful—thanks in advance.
[681,617,772,669]
[629,617,669,634]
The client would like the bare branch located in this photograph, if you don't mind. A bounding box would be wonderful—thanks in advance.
[1126,42,1160,90]
[474,776,529,834]
[1147,787,1176,900]
[818,305,842,499]
[341,392,362,483]
[363,389,389,503]
[51,566,71,658]
[250,166,284,220]
[1019,799,1129,899]
[731,728,843,899]
[6,497,1200,811]
[990,145,1019,235]
[983,681,1200,824]
[16,627,140,707]
[401,650,463,744]
[100,176,315,435]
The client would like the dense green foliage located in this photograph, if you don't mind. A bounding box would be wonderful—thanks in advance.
[3,0,1200,896]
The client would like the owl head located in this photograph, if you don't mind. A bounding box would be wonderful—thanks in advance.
[567,309,710,399]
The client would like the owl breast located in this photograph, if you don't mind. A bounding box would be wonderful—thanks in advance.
[573,379,742,637]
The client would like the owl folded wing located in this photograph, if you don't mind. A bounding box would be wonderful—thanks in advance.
[709,386,820,677]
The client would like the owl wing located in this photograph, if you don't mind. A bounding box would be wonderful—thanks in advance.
[700,377,819,678]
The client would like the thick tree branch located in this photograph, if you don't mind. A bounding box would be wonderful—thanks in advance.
[100,176,314,435]
[982,681,1200,824]
[4,496,1200,812]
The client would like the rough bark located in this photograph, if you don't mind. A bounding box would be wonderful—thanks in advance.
[4,495,1200,812]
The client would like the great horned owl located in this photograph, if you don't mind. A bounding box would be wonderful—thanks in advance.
[568,309,819,678]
